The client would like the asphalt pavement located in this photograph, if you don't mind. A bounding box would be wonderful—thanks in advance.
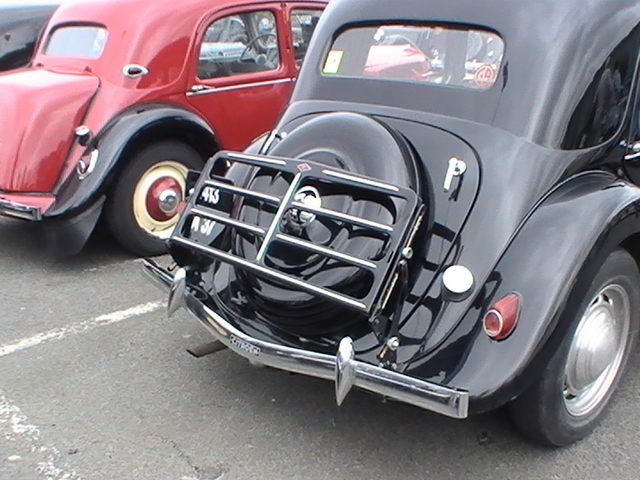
[1,216,640,480]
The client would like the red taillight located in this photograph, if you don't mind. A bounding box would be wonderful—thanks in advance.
[482,293,521,340]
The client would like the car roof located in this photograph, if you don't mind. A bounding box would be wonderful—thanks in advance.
[293,0,640,148]
[35,0,324,86]
[49,0,322,25]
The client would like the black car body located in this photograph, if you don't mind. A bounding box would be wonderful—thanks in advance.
[0,3,58,72]
[143,0,640,446]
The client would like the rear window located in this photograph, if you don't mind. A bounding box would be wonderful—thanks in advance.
[323,25,504,90]
[44,25,108,58]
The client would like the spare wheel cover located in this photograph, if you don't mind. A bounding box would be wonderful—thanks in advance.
[234,112,419,334]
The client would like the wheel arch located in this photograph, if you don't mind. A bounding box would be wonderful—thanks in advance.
[113,117,219,176]
[419,171,640,413]
[46,103,219,218]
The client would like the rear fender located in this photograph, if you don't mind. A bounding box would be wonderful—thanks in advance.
[46,103,217,217]
[409,171,640,413]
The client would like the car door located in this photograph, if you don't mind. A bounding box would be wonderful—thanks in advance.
[186,4,323,152]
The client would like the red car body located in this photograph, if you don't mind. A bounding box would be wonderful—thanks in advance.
[0,0,325,255]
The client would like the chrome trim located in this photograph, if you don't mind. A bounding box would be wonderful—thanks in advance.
[170,236,369,311]
[275,233,377,270]
[141,259,470,419]
[0,198,42,221]
[122,64,149,78]
[186,78,293,97]
[77,149,99,180]
[225,151,288,166]
[168,267,187,317]
[190,84,210,93]
[289,201,393,233]
[259,129,279,154]
[443,157,467,193]
[75,125,91,137]
[202,179,280,205]
[190,206,266,236]
[256,173,301,261]
[323,169,400,192]
[335,337,357,405]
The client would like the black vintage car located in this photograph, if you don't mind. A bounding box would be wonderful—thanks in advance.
[143,0,640,446]
[0,2,59,72]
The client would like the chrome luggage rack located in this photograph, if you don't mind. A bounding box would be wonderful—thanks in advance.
[169,151,423,316]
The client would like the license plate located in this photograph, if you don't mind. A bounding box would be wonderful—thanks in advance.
[186,176,234,247]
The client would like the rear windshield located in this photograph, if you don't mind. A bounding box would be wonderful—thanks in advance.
[323,25,504,90]
[44,25,108,58]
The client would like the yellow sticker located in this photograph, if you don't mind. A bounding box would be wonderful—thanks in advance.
[322,50,344,74]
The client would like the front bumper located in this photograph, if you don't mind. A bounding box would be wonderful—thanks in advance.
[141,258,469,419]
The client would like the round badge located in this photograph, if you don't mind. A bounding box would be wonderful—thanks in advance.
[473,64,497,89]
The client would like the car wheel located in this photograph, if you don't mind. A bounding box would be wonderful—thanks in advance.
[106,141,204,256]
[509,249,640,447]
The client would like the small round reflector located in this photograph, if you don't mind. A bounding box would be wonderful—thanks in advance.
[482,293,520,340]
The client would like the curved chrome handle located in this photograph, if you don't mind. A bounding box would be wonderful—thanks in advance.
[122,64,149,78]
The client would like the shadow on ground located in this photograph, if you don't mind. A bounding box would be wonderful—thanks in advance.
[0,217,136,269]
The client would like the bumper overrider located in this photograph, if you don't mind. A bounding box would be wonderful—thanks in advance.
[141,258,469,419]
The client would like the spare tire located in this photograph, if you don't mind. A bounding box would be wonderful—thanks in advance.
[233,112,421,335]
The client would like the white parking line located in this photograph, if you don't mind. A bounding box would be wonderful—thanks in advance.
[0,394,78,479]
[0,301,164,358]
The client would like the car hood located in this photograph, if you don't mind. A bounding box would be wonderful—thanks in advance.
[0,68,99,192]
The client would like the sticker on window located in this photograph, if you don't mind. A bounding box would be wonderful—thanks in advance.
[323,50,344,74]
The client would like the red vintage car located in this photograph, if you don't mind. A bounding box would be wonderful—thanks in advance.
[0,0,325,256]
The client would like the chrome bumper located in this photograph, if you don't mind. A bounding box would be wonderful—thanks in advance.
[0,198,42,220]
[141,259,469,419]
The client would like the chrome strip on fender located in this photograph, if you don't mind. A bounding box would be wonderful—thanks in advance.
[141,258,470,419]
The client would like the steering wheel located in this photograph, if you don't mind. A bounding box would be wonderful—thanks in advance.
[240,33,278,64]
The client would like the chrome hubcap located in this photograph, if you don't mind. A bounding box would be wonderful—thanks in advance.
[563,284,629,417]
[285,186,322,231]
[158,188,180,214]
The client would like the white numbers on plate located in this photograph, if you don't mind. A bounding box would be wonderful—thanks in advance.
[200,186,220,205]
[191,215,216,236]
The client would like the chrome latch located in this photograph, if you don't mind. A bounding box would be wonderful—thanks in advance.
[443,157,467,192]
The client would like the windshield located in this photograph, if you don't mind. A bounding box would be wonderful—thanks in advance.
[44,25,108,58]
[323,25,504,90]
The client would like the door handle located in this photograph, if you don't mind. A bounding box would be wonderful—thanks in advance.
[190,84,212,93]
[624,141,640,161]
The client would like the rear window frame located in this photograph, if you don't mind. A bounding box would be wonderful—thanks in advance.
[43,23,109,59]
[322,23,505,91]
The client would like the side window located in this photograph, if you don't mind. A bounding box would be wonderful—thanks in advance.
[198,10,279,80]
[562,25,640,150]
[290,9,322,67]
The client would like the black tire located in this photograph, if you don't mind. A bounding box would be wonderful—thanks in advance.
[509,249,640,447]
[105,141,204,256]
[233,112,420,335]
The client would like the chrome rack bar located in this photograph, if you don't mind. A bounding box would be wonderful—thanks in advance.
[202,179,281,206]
[171,236,369,312]
[170,150,422,315]
[274,233,377,270]
[289,201,394,233]
[189,207,266,236]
